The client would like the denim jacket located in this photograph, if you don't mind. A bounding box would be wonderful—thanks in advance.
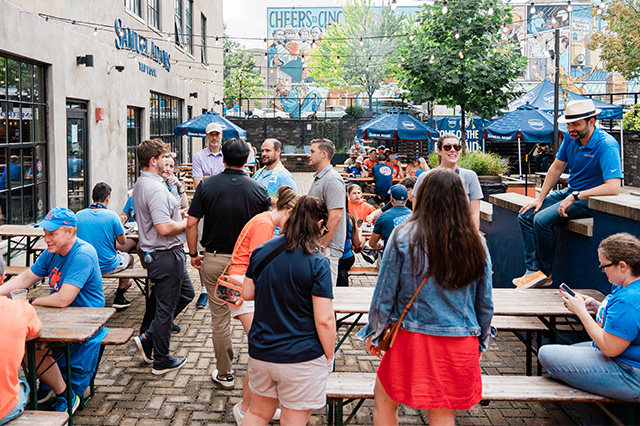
[357,221,495,351]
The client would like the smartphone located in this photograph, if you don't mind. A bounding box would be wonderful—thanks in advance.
[559,283,575,297]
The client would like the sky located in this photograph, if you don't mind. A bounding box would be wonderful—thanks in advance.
[222,0,428,50]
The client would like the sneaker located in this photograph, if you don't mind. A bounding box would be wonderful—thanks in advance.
[233,402,245,425]
[37,387,55,404]
[171,323,181,334]
[195,292,208,309]
[152,355,186,375]
[212,369,235,390]
[361,250,377,264]
[513,271,548,289]
[112,294,131,309]
[134,333,154,364]
[51,390,80,414]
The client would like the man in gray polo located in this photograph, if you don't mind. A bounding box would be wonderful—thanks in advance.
[132,138,194,375]
[308,138,346,286]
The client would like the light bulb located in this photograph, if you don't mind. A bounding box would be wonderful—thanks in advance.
[455,30,460,39]
[94,27,97,36]
[359,37,364,46]
[488,4,494,15]
[458,50,464,58]
[530,3,535,14]
[391,0,397,11]
[215,36,219,45]
[442,1,448,14]
[567,1,573,12]
[337,56,341,64]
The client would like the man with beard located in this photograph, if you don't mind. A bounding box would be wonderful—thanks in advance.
[253,138,297,204]
[514,100,622,289]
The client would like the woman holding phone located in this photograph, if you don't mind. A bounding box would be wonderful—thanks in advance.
[539,232,640,402]
[242,196,335,425]
[359,169,494,426]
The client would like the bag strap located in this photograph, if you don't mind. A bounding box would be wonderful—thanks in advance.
[253,240,286,279]
[221,225,255,276]
[388,275,429,345]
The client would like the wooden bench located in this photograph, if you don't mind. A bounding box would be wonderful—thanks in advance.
[102,268,149,301]
[85,327,134,406]
[326,372,622,426]
[347,266,379,276]
[6,411,68,426]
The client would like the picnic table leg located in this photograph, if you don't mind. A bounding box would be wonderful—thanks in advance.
[26,340,37,409]
[65,343,74,425]
[327,400,334,426]
[536,332,543,376]
[525,331,532,377]
[6,237,11,266]
[335,398,344,426]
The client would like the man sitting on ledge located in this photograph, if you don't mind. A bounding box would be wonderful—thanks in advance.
[514,99,622,289]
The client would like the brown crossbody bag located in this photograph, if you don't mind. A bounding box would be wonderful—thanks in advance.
[378,275,428,352]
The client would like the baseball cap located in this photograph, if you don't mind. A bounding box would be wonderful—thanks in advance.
[206,122,223,134]
[355,156,364,163]
[378,154,388,162]
[35,207,78,231]
[377,145,386,150]
[388,184,408,201]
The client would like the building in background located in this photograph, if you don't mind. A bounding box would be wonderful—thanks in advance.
[0,0,223,222]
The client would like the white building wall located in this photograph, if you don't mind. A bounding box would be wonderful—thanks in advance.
[0,0,223,213]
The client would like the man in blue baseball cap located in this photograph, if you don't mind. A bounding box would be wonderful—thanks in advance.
[0,207,105,415]
[368,184,412,253]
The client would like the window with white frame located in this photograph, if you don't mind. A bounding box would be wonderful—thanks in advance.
[147,0,159,30]
[201,14,207,64]
[185,0,193,55]
[174,0,184,46]
[125,0,142,18]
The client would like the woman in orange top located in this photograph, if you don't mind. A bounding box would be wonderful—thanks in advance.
[347,184,376,223]
[227,185,298,423]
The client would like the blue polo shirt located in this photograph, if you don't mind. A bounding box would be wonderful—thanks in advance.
[373,205,412,242]
[373,163,394,196]
[556,127,622,191]
[76,208,126,273]
[246,237,333,364]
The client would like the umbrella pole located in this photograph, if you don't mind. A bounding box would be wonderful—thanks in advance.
[620,124,625,186]
[518,137,523,179]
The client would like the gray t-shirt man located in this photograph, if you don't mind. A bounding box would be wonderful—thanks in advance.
[133,171,185,252]
[412,167,483,202]
[308,165,346,257]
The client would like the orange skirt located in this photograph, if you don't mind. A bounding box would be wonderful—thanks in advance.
[376,329,482,410]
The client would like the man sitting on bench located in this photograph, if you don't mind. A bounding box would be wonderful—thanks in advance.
[366,185,412,264]
[0,257,42,425]
[77,182,133,309]
[0,207,106,415]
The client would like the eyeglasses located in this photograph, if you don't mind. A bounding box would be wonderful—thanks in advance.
[442,144,462,152]
[164,152,177,158]
[599,262,616,272]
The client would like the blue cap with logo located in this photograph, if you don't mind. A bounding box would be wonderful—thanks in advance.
[35,207,78,231]
[388,184,408,201]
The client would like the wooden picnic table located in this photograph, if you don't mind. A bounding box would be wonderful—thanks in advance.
[25,306,114,425]
[0,224,44,266]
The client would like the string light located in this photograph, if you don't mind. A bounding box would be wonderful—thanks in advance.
[93,27,97,36]
[597,7,602,14]
[458,50,464,58]
[166,33,171,41]
[263,38,267,44]
[488,3,494,15]
[455,30,460,39]
[215,36,219,45]
[551,16,556,24]
[530,2,535,14]
[429,54,435,63]
[409,34,414,41]
[567,0,572,12]
[337,55,340,64]
[359,37,364,46]
[442,0,448,14]
[391,0,397,11]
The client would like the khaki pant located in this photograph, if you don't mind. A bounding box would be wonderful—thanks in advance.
[201,252,234,375]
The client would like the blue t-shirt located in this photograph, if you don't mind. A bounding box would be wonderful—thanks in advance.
[246,237,333,364]
[123,196,135,223]
[31,239,105,308]
[76,208,126,273]
[373,205,412,243]
[341,216,354,260]
[346,163,368,178]
[556,127,622,191]
[253,163,298,198]
[596,279,640,368]
[373,163,394,196]
[0,164,21,190]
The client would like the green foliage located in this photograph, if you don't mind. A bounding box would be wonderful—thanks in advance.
[311,120,341,145]
[397,0,527,139]
[223,37,265,105]
[589,0,640,81]
[307,0,404,96]
[622,104,640,131]
[428,150,509,176]
[344,104,365,119]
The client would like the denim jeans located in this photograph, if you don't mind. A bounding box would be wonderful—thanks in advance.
[538,341,640,402]
[0,377,28,425]
[518,188,591,275]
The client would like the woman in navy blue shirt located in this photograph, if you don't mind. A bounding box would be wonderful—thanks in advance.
[242,195,336,425]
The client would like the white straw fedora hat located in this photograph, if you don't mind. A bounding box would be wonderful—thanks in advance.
[558,99,602,123]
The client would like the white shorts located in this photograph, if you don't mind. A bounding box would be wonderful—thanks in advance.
[228,274,255,318]
[248,355,331,411]
[108,251,131,274]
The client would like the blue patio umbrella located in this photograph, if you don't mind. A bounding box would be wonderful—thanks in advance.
[357,109,439,142]
[485,104,567,176]
[508,80,622,120]
[173,110,247,140]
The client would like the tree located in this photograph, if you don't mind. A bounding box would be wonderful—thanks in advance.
[589,0,640,81]
[223,38,265,115]
[397,0,527,142]
[307,0,404,114]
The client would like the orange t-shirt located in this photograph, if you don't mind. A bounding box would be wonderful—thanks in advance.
[228,212,276,276]
[363,158,376,171]
[348,199,376,223]
[0,296,41,419]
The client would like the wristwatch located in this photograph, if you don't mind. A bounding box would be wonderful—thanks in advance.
[189,252,199,258]
[571,190,580,201]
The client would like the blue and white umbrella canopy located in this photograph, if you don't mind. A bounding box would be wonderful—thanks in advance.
[173,110,247,140]
[485,104,567,143]
[357,109,439,142]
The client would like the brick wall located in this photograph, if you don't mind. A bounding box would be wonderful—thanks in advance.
[612,131,639,187]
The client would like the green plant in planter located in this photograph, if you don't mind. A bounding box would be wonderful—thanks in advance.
[427,150,509,176]
[622,104,640,131]
[345,105,365,119]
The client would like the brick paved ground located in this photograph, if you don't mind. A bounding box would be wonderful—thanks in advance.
[64,172,580,425]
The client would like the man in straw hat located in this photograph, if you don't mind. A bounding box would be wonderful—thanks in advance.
[514,99,622,289]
